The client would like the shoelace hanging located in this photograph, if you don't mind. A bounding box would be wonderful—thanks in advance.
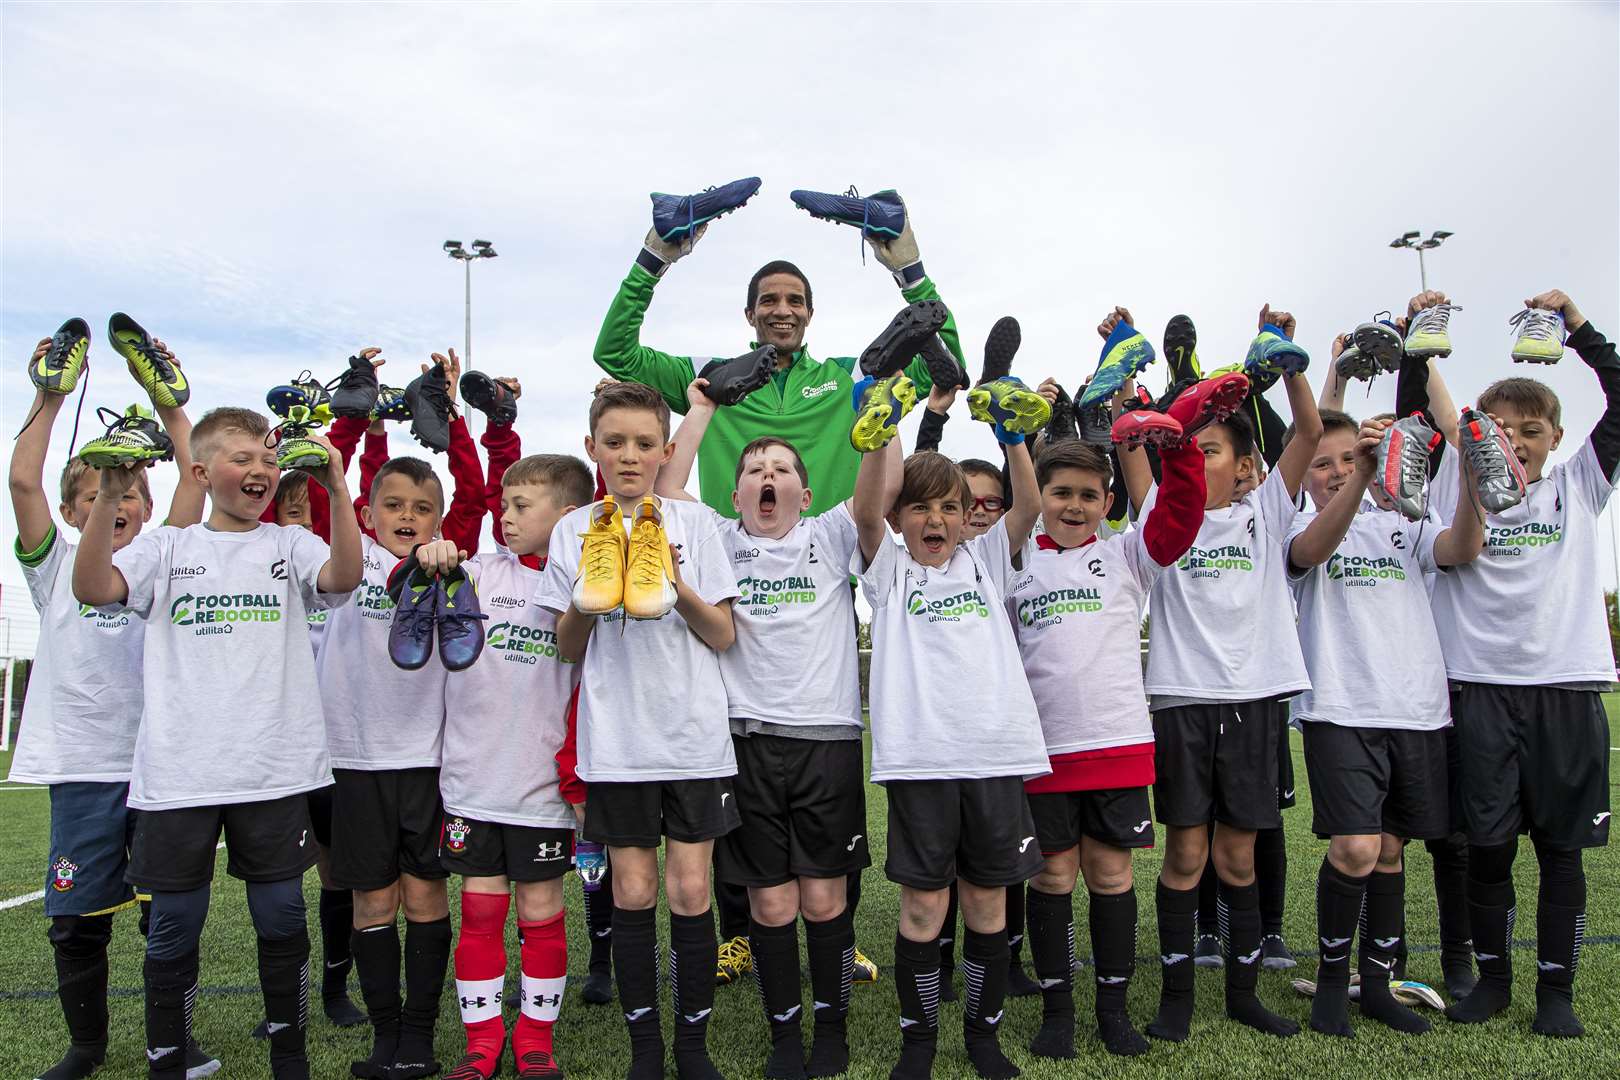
[1510,307,1561,342]
[1416,303,1460,333]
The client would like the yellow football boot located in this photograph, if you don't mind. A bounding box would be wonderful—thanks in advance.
[573,497,627,615]
[624,497,678,620]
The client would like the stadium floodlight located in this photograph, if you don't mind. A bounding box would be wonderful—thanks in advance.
[442,236,498,372]
[1389,229,1454,290]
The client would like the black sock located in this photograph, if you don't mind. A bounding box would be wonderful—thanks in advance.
[1025,888,1074,1059]
[961,928,1016,1078]
[1005,885,1026,962]
[584,865,614,976]
[891,933,939,1080]
[1220,880,1298,1036]
[1447,846,1516,1024]
[612,906,663,1076]
[1426,836,1474,992]
[1089,889,1145,1055]
[847,872,863,921]
[350,923,400,1076]
[258,932,311,1070]
[1196,830,1219,939]
[144,950,197,1080]
[1532,845,1586,1037]
[50,915,112,1056]
[1309,859,1366,1037]
[939,885,958,974]
[317,890,353,997]
[392,916,449,1075]
[1146,880,1196,1042]
[750,918,805,1078]
[805,908,854,1079]
[717,879,750,942]
[1255,827,1287,937]
[1359,869,1429,1033]
[669,909,721,1079]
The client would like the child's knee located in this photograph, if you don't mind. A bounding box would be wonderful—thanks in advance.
[246,877,306,941]
[147,886,211,960]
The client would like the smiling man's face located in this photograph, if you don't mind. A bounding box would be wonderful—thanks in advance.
[746,272,812,357]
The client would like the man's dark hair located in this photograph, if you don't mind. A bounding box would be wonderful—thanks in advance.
[747,261,813,313]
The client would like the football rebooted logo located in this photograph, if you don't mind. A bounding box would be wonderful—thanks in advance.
[77,602,130,629]
[1016,586,1102,627]
[170,592,283,635]
[737,574,817,613]
[905,587,990,622]
[1177,543,1253,579]
[485,622,570,665]
[1485,521,1562,559]
[1325,553,1406,586]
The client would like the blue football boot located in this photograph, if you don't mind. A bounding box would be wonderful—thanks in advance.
[1244,323,1310,390]
[1076,321,1156,412]
[387,564,438,670]
[436,565,488,672]
[789,186,907,239]
[650,176,761,243]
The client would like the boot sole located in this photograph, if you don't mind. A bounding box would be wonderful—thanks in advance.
[858,301,948,378]
[979,316,1022,385]
[968,385,1049,434]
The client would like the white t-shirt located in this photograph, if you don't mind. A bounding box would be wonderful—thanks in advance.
[8,530,144,784]
[1009,528,1162,755]
[717,504,862,729]
[442,548,579,828]
[1144,469,1310,702]
[108,523,347,810]
[536,497,740,782]
[306,608,329,657]
[1428,440,1618,685]
[1287,508,1449,729]
[857,519,1050,783]
[317,535,447,771]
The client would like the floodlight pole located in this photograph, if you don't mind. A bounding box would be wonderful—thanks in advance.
[442,240,498,371]
[1389,230,1453,294]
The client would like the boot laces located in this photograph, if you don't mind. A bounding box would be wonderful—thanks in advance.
[95,405,150,441]
[627,518,667,589]
[1415,303,1460,334]
[1510,307,1562,342]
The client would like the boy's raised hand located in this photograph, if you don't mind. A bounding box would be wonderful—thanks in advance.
[416,538,467,577]
[1259,303,1296,339]
[495,376,521,399]
[303,433,347,493]
[686,377,717,414]
[1354,418,1392,474]
[1408,290,1451,316]
[925,379,958,414]
[428,347,462,404]
[1096,306,1134,339]
[1035,377,1063,405]
[1525,289,1585,332]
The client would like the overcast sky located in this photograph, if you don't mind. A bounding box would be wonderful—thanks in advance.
[3,1,1617,655]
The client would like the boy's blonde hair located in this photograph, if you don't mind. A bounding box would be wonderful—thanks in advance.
[60,458,152,507]
[502,454,593,508]
[1478,377,1562,428]
[588,381,670,441]
[191,407,270,462]
[895,451,972,511]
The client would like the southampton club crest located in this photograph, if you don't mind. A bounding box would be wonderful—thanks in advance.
[52,857,78,892]
[444,818,470,853]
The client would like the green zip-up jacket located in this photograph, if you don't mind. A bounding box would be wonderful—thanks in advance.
[593,262,965,516]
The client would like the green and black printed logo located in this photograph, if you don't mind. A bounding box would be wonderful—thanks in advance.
[170,592,283,636]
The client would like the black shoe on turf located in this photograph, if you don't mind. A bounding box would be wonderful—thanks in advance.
[186,1038,221,1079]
[581,968,614,1005]
[1261,933,1297,970]
[330,354,381,419]
[1163,314,1199,378]
[325,991,368,1027]
[858,300,949,378]
[918,334,969,393]
[459,370,518,425]
[404,362,453,452]
[698,345,777,406]
[36,1043,106,1080]
[1194,934,1224,968]
[979,316,1021,386]
[1007,959,1041,997]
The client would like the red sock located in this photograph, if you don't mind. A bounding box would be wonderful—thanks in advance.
[455,890,510,1075]
[513,910,567,1062]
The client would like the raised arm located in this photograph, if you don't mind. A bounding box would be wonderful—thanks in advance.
[867,197,966,395]
[71,464,136,607]
[1319,334,1351,413]
[313,434,364,595]
[592,229,708,413]
[1288,419,1385,569]
[1539,291,1620,475]
[1275,366,1323,499]
[10,340,60,552]
[853,436,899,566]
[1431,441,1485,567]
[480,385,522,546]
[656,379,717,501]
[1002,439,1040,551]
[914,381,956,454]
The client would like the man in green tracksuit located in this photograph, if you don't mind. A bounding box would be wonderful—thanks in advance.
[593,199,965,516]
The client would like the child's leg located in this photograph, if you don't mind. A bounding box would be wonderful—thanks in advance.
[1195,831,1223,965]
[1448,838,1518,1023]
[958,881,1018,1079]
[938,882,960,1000]
[1004,884,1038,996]
[748,881,808,1079]
[144,885,211,1080]
[1531,842,1586,1037]
[1212,824,1297,1036]
[1081,840,1146,1057]
[799,876,853,1080]
[307,784,362,1024]
[513,877,568,1070]
[453,878,510,1079]
[1311,833,1376,1037]
[665,838,720,1080]
[608,845,664,1078]
[1148,825,1207,1041]
[1255,826,1290,961]
[1358,836,1430,1034]
[396,873,452,1078]
[244,877,312,1078]
[332,770,407,1076]
[895,886,950,1080]
[581,852,615,1003]
[1424,833,1474,993]
[1026,845,1080,1059]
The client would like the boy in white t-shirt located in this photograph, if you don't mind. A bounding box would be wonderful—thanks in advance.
[537,381,741,1080]
[10,329,211,1080]
[1406,289,1616,1038]
[852,405,1050,1080]
[1116,304,1323,1041]
[1012,419,1207,1060]
[406,446,593,1080]
[1284,409,1484,1038]
[73,406,363,1080]
[655,378,874,1079]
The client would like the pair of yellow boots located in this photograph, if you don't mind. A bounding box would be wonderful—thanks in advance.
[573,495,678,619]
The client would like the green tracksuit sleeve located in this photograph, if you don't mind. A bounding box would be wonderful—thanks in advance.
[897,276,966,393]
[592,263,699,415]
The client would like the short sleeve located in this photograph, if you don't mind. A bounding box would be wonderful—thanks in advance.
[1116,528,1163,591]
[110,529,169,618]
[814,503,861,568]
[855,531,899,610]
[288,527,345,609]
[535,515,581,613]
[682,514,742,607]
[16,526,64,611]
[966,518,1015,595]
[1567,440,1617,513]
[1256,468,1301,536]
